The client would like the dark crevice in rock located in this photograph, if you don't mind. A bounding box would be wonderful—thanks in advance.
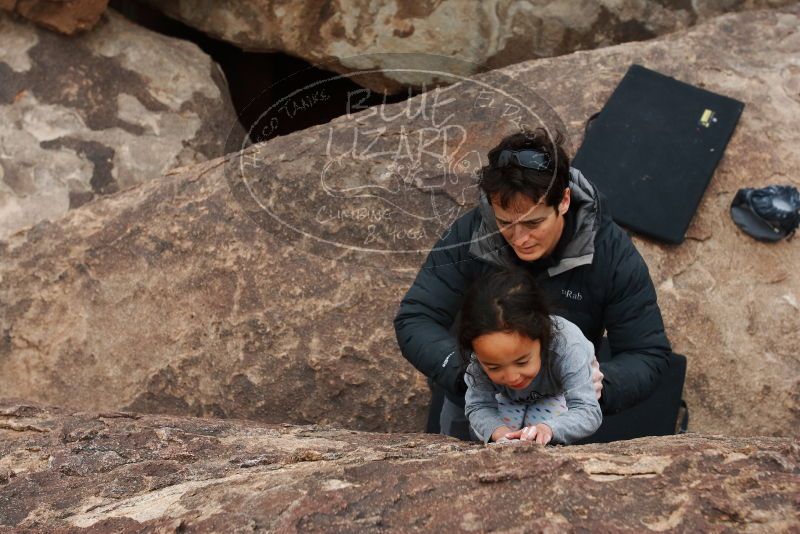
[0,329,11,363]
[40,137,117,196]
[109,1,417,144]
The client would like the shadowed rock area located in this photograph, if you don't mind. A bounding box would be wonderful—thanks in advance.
[0,9,243,238]
[0,400,797,531]
[0,6,798,436]
[137,0,797,93]
[0,0,108,34]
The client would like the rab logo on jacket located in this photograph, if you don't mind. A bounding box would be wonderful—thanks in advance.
[561,289,583,301]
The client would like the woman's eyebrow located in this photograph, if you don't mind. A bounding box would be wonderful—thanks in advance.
[495,215,546,224]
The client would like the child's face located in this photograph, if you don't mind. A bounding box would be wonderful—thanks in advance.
[472,331,542,390]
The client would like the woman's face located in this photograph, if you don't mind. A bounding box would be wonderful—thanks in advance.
[491,188,570,262]
[472,331,542,390]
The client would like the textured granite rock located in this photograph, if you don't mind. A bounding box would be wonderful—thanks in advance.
[0,6,798,436]
[0,400,797,531]
[138,0,797,93]
[0,9,242,239]
[0,0,108,35]
[0,147,431,433]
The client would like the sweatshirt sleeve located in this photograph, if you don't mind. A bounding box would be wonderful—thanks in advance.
[463,359,507,443]
[544,324,603,444]
[393,211,482,397]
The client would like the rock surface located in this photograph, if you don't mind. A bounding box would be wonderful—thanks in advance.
[0,0,108,35]
[0,147,431,432]
[0,400,797,531]
[0,9,242,239]
[1,6,799,436]
[139,0,797,93]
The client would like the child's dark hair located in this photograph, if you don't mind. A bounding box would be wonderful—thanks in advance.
[457,268,555,373]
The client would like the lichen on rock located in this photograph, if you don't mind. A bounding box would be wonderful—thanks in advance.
[0,9,243,239]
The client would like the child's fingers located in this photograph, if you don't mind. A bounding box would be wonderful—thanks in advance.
[503,429,523,440]
[534,424,553,445]
[520,426,538,441]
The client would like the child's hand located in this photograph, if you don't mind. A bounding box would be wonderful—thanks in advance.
[490,425,515,443]
[505,423,553,445]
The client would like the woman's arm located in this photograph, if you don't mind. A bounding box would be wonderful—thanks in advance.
[393,210,483,397]
[599,223,671,413]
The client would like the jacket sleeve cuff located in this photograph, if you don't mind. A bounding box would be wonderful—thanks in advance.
[478,419,508,444]
[435,350,468,397]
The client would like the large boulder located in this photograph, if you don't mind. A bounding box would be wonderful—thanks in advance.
[0,5,798,436]
[136,0,797,93]
[0,9,242,239]
[0,149,431,432]
[0,0,108,34]
[0,400,797,531]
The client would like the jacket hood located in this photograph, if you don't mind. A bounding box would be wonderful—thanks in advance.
[468,167,601,276]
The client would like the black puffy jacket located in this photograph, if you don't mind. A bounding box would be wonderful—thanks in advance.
[393,168,671,414]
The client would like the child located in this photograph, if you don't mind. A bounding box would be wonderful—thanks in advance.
[458,268,602,445]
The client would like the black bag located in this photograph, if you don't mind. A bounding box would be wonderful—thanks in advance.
[730,185,800,242]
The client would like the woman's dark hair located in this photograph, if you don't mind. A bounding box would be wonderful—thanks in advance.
[479,127,571,209]
[457,268,557,377]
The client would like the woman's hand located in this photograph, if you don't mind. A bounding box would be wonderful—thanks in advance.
[591,356,604,400]
[504,423,553,445]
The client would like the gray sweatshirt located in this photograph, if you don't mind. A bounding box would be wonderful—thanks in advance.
[464,315,602,444]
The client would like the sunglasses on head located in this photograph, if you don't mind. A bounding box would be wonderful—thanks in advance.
[496,149,551,171]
